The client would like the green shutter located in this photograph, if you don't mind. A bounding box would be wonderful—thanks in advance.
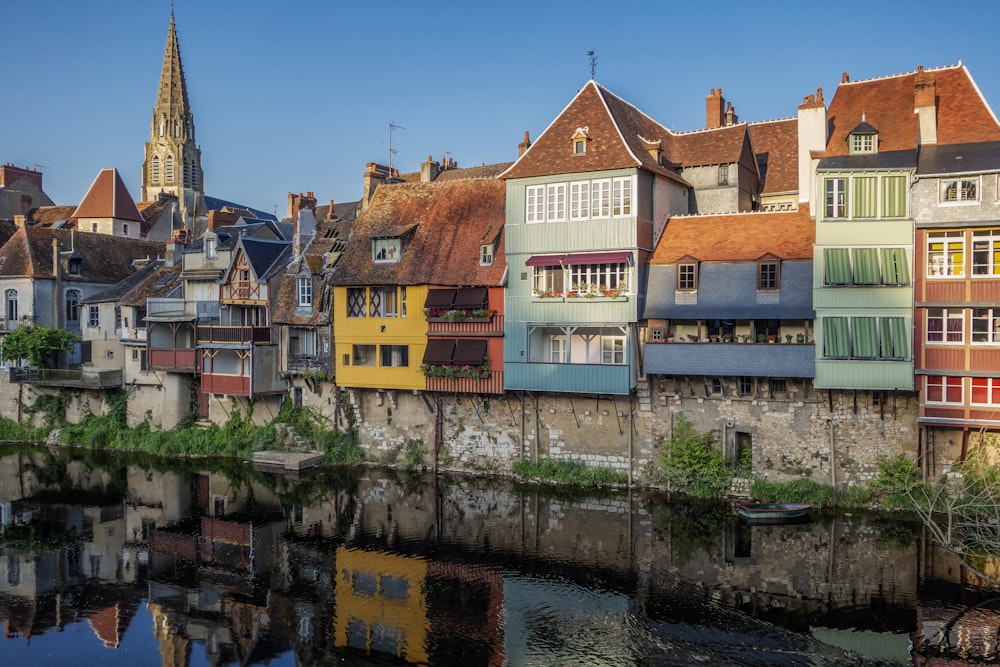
[879,248,909,285]
[882,175,907,217]
[852,248,880,284]
[853,177,877,218]
[824,248,852,284]
[823,317,850,357]
[852,317,879,358]
[879,316,907,358]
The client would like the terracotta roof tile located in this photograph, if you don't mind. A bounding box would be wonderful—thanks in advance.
[667,124,749,168]
[0,227,164,281]
[272,215,352,324]
[28,205,78,227]
[650,205,813,264]
[748,118,799,195]
[73,168,144,222]
[332,177,506,287]
[824,64,1000,156]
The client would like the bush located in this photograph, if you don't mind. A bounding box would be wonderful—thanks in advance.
[658,415,732,498]
[870,455,921,509]
[512,459,626,487]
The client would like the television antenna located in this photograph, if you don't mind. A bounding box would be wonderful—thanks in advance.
[389,122,405,174]
[587,50,598,80]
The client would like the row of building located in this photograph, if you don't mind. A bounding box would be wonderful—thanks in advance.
[1,15,998,483]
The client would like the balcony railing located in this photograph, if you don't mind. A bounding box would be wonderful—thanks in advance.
[426,314,504,336]
[196,325,272,345]
[149,349,197,373]
[147,298,193,319]
[426,370,503,394]
[644,341,815,378]
[8,366,123,389]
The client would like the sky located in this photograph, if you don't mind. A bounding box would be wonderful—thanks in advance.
[6,0,1000,219]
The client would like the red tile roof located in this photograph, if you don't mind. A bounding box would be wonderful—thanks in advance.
[824,64,1000,155]
[28,205,78,227]
[73,168,144,222]
[333,177,506,287]
[748,118,799,195]
[668,124,749,168]
[0,227,164,281]
[650,205,813,264]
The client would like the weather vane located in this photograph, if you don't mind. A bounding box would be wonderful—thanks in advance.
[588,50,598,80]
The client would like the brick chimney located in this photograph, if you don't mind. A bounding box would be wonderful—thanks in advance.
[914,65,938,145]
[725,101,738,126]
[706,88,725,129]
[363,162,394,210]
[797,87,828,207]
[207,208,238,232]
[421,155,440,183]
[518,131,532,156]
[164,240,176,268]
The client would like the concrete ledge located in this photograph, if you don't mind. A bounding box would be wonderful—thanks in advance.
[252,450,324,472]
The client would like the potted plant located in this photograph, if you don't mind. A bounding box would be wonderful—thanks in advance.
[785,334,793,343]
[687,334,699,343]
[796,333,806,343]
[757,333,766,343]
[664,332,674,342]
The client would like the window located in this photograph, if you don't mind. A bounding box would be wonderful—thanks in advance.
[532,265,565,296]
[852,176,877,218]
[612,177,632,216]
[380,345,408,368]
[881,248,910,285]
[926,375,963,404]
[91,222,98,232]
[825,178,847,218]
[297,276,312,307]
[151,156,160,183]
[546,184,566,221]
[926,232,964,277]
[88,305,100,328]
[574,140,586,154]
[927,307,964,343]
[570,182,590,220]
[205,235,217,259]
[757,261,778,290]
[972,308,1000,344]
[525,177,632,222]
[971,377,1000,406]
[972,230,1000,275]
[851,133,875,154]
[851,248,880,285]
[352,344,376,366]
[5,289,17,322]
[569,262,628,295]
[347,288,367,318]
[372,238,400,262]
[601,336,626,364]
[65,289,80,325]
[165,154,174,182]
[591,180,610,218]
[571,127,590,155]
[370,287,399,317]
[549,336,566,363]
[738,377,753,395]
[480,243,494,265]
[526,185,545,223]
[769,378,787,395]
[940,178,979,203]
[823,316,908,359]
[879,317,908,359]
[718,165,729,185]
[122,223,129,237]
[822,317,850,357]
[677,263,698,291]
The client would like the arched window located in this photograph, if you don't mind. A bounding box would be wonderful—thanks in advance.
[5,289,17,323]
[184,159,192,187]
[165,155,174,183]
[151,156,160,184]
[65,289,81,326]
[174,118,181,138]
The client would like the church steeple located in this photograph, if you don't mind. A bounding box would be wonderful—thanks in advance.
[142,11,204,231]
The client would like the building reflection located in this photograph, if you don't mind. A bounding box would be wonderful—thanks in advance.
[0,446,998,664]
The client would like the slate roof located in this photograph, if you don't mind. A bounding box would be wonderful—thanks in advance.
[748,118,799,195]
[28,205,77,228]
[272,214,352,325]
[818,149,917,172]
[242,237,292,280]
[332,177,506,287]
[650,205,813,264]
[917,141,1000,175]
[203,196,278,222]
[119,262,182,307]
[73,168,144,222]
[823,64,1000,156]
[137,196,178,237]
[83,259,168,304]
[0,227,164,282]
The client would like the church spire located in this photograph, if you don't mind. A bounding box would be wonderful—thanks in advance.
[142,12,204,231]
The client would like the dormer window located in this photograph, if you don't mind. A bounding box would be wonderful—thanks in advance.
[480,243,494,266]
[297,275,313,307]
[205,234,217,259]
[848,114,878,154]
[68,253,83,276]
[571,127,590,155]
[373,238,401,262]
[677,261,698,291]
[757,257,780,290]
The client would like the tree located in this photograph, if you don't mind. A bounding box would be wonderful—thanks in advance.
[0,326,79,368]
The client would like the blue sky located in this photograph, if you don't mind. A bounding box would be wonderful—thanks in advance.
[6,1,1000,218]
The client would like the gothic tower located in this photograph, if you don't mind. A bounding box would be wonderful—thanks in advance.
[142,12,204,231]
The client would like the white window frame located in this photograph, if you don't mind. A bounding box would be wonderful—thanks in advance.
[972,307,1000,344]
[570,181,590,220]
[591,180,610,218]
[851,134,875,154]
[971,377,1000,406]
[526,185,545,223]
[825,177,847,219]
[926,231,965,277]
[546,183,566,222]
[297,276,313,307]
[926,307,965,344]
[549,335,566,363]
[372,238,401,263]
[612,177,632,217]
[480,243,494,266]
[532,266,564,296]
[601,336,626,365]
[5,289,17,323]
[939,177,980,204]
[926,375,963,405]
[568,262,628,295]
[972,229,1000,276]
[88,305,100,328]
[371,286,399,318]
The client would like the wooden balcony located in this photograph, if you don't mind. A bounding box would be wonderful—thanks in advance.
[149,348,197,373]
[8,366,122,389]
[426,314,504,336]
[426,370,503,394]
[196,325,272,345]
[201,373,251,397]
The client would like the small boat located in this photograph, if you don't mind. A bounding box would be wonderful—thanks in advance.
[737,502,813,524]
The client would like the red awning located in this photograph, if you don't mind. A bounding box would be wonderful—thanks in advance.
[560,251,631,265]
[525,254,566,266]
[453,287,488,308]
[453,339,487,365]
[422,339,455,364]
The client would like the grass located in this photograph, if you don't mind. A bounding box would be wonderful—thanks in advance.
[750,477,878,510]
[512,458,627,487]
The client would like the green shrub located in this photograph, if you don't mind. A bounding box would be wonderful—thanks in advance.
[870,455,921,509]
[658,415,732,498]
[512,458,626,487]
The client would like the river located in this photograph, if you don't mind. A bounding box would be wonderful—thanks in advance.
[0,444,997,666]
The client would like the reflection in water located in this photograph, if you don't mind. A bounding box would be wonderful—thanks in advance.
[0,444,997,665]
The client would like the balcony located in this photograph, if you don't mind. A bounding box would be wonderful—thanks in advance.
[149,348,197,373]
[8,366,123,389]
[427,314,504,336]
[201,373,251,397]
[197,325,272,345]
[426,370,503,394]
[286,354,331,376]
[504,361,633,395]
[147,299,221,322]
[644,341,815,378]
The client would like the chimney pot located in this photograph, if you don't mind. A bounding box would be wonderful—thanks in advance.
[842,72,850,83]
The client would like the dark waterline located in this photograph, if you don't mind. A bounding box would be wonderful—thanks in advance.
[0,444,998,666]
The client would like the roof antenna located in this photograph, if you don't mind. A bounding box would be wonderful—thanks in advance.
[389,121,405,175]
[587,50,598,80]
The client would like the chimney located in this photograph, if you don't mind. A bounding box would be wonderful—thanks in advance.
[52,237,60,278]
[797,87,828,207]
[14,215,26,228]
[706,88,725,129]
[518,131,532,156]
[287,193,298,223]
[914,65,938,145]
[725,101,738,126]
[421,155,440,183]
[363,162,392,210]
[164,240,176,268]
[328,199,335,221]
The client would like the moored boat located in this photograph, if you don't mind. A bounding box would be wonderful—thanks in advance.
[737,502,814,524]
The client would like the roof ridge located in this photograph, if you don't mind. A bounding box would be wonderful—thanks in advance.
[671,122,748,136]
[593,81,681,138]
[669,209,801,219]
[840,62,963,86]
[747,116,797,126]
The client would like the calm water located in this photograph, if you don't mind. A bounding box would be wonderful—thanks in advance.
[0,444,998,666]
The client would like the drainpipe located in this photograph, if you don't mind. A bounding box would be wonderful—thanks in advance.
[51,238,61,330]
[828,419,836,488]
